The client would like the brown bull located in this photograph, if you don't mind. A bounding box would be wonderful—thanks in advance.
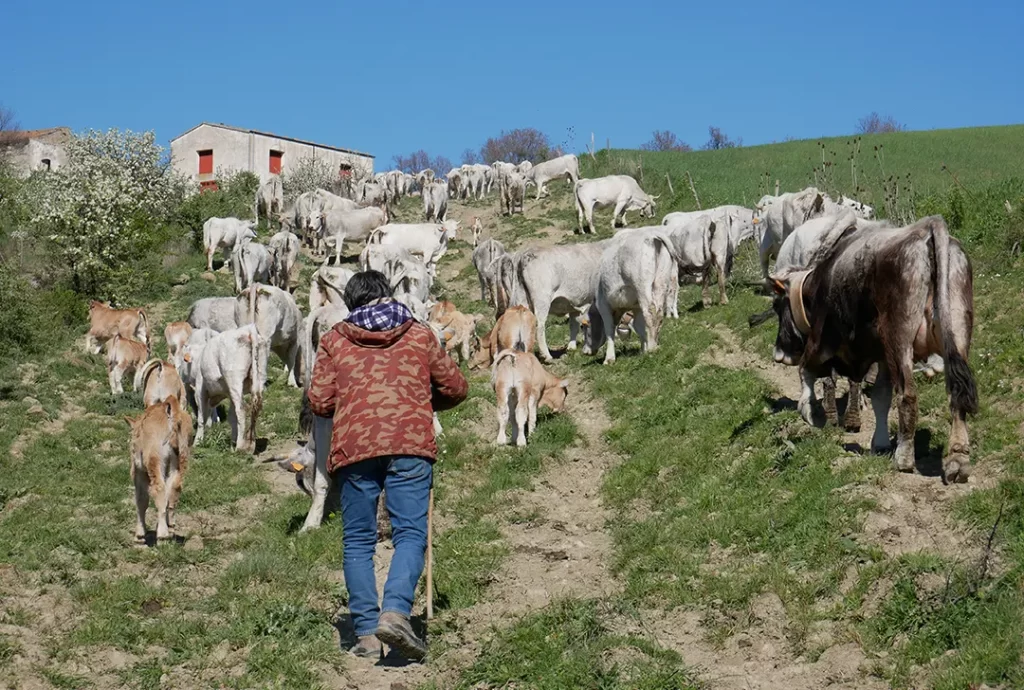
[86,301,150,354]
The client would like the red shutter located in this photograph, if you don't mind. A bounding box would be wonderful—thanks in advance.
[269,150,283,175]
[198,150,213,175]
[200,180,219,193]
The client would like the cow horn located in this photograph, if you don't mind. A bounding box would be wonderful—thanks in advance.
[789,271,812,335]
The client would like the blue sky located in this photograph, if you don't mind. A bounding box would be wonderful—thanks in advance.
[3,0,1021,167]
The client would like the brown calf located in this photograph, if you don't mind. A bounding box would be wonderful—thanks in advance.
[429,301,484,363]
[106,334,150,395]
[125,396,192,542]
[164,321,192,368]
[86,301,149,354]
[471,305,538,368]
[491,349,569,447]
[135,359,188,408]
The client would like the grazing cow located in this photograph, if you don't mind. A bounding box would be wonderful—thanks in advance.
[202,217,256,272]
[232,241,271,293]
[588,231,679,364]
[125,396,192,542]
[106,334,149,394]
[423,181,448,222]
[309,266,356,311]
[256,176,284,220]
[473,238,506,304]
[164,321,192,369]
[471,305,537,368]
[525,154,579,200]
[369,220,459,271]
[836,194,875,220]
[135,359,188,408]
[428,301,483,363]
[491,350,569,446]
[470,216,483,246]
[85,301,149,354]
[317,206,387,264]
[186,297,238,333]
[765,215,977,483]
[501,171,526,215]
[574,176,657,234]
[195,324,269,451]
[513,240,611,360]
[268,230,301,292]
[235,285,303,387]
[663,205,758,250]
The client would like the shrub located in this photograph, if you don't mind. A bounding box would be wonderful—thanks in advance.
[27,129,187,300]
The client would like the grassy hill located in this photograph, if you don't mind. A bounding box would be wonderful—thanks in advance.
[582,124,1024,234]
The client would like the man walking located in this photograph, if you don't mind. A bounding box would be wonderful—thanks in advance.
[308,271,468,660]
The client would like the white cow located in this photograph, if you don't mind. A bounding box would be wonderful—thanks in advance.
[177,327,216,417]
[525,154,579,200]
[516,160,533,175]
[369,220,459,271]
[589,231,679,364]
[309,266,356,311]
[501,171,526,216]
[574,175,657,234]
[255,176,284,220]
[317,205,387,264]
[268,230,301,292]
[194,324,269,451]
[234,285,304,387]
[361,181,388,207]
[755,187,870,283]
[423,181,448,222]
[186,297,239,333]
[302,305,349,389]
[663,204,758,250]
[473,239,506,304]
[202,217,256,272]
[512,240,612,361]
[232,241,270,293]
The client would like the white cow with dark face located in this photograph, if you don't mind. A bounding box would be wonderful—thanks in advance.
[574,175,657,234]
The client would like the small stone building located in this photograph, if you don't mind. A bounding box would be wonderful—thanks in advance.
[0,127,70,177]
[169,122,374,191]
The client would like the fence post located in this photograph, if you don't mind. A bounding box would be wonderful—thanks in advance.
[775,179,780,196]
[665,173,674,195]
[686,171,701,210]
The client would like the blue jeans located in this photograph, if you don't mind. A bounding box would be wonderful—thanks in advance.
[338,455,433,637]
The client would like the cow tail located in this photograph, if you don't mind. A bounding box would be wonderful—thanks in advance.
[491,349,518,388]
[108,334,120,368]
[134,358,161,393]
[171,396,191,476]
[931,216,978,416]
[246,326,264,450]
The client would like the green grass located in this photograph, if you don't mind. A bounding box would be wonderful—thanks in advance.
[583,125,1024,213]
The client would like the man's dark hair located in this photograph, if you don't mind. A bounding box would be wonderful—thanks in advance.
[344,270,393,310]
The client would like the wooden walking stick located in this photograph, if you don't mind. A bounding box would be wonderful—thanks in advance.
[426,487,434,620]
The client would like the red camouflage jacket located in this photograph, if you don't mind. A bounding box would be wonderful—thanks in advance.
[307,319,468,472]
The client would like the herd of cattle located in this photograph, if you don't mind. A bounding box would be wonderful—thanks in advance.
[84,152,978,543]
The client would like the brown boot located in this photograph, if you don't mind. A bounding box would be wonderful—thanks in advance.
[350,635,382,659]
[376,611,426,660]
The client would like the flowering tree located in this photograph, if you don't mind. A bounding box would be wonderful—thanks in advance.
[281,155,336,201]
[30,129,185,298]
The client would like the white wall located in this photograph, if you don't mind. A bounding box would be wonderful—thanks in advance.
[170,124,374,186]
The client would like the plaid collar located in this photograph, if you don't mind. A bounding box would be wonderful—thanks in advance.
[346,298,413,331]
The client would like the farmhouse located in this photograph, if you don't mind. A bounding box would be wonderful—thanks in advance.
[0,127,70,177]
[169,122,374,191]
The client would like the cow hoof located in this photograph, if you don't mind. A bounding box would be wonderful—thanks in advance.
[943,454,971,484]
[797,401,814,427]
[892,446,916,472]
[843,421,862,433]
[870,442,893,456]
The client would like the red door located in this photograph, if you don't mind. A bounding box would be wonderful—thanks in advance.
[269,150,283,175]
[198,150,213,175]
